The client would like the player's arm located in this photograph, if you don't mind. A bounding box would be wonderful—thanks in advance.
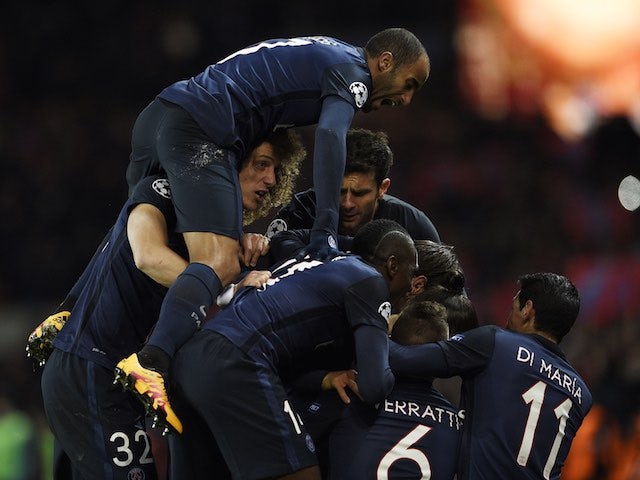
[26,232,109,365]
[128,203,188,288]
[389,325,495,378]
[353,325,394,402]
[303,95,355,259]
[270,229,352,264]
[345,276,396,403]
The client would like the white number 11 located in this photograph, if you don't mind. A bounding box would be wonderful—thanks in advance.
[518,381,573,479]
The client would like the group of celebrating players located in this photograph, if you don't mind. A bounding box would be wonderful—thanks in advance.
[28,27,591,480]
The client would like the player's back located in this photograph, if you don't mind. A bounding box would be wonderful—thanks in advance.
[53,176,183,370]
[329,380,461,480]
[205,254,390,371]
[458,326,592,479]
[159,36,367,155]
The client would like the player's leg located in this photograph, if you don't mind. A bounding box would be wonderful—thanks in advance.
[166,387,232,479]
[116,99,242,433]
[171,330,321,479]
[125,98,166,195]
[43,349,159,480]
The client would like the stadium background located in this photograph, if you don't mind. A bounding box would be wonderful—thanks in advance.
[1,1,639,478]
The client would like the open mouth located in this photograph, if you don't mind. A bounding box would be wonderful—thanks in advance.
[255,190,268,202]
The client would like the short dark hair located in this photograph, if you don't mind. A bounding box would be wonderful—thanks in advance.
[345,128,393,187]
[365,28,428,69]
[391,300,449,345]
[351,219,413,264]
[517,273,580,342]
[414,240,465,294]
[410,285,478,336]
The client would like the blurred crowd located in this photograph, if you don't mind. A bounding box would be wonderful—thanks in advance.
[1,1,639,478]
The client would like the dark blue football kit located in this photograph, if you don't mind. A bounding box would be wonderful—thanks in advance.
[328,380,461,480]
[125,35,375,360]
[168,254,396,479]
[128,35,371,240]
[42,175,181,480]
[390,325,593,480]
[266,188,441,246]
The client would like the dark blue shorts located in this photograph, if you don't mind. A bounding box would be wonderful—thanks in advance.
[126,98,243,239]
[170,329,319,479]
[41,349,159,479]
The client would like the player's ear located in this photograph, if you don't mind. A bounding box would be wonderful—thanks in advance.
[378,178,391,197]
[521,300,535,323]
[410,275,426,294]
[378,52,394,72]
[386,255,399,277]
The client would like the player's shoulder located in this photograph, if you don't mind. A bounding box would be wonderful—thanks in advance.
[128,175,174,217]
[330,254,381,280]
[266,189,316,237]
[378,194,427,218]
[376,194,440,240]
[449,324,500,344]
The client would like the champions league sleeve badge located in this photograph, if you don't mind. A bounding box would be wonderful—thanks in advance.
[349,81,368,108]
[378,301,392,323]
[152,178,172,199]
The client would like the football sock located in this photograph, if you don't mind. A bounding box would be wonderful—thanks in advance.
[146,262,222,358]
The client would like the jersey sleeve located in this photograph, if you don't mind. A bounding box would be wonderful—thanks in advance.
[127,175,177,230]
[321,62,372,110]
[266,190,317,237]
[344,275,391,331]
[390,325,497,378]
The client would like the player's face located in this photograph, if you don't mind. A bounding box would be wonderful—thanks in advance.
[365,54,429,112]
[339,171,388,235]
[238,142,280,211]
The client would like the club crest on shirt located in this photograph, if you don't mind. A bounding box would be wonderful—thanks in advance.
[127,467,145,480]
[349,81,368,108]
[266,218,287,238]
[378,301,392,322]
[152,178,171,199]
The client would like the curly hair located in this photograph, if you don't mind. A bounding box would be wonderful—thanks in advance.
[243,129,306,225]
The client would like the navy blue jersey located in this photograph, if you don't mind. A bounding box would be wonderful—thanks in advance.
[53,176,186,370]
[266,189,440,243]
[389,325,593,480]
[205,255,390,373]
[158,36,368,157]
[329,380,461,480]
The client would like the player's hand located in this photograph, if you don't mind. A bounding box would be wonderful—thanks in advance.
[26,311,70,367]
[295,230,339,261]
[321,369,361,404]
[236,270,271,289]
[240,233,270,267]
